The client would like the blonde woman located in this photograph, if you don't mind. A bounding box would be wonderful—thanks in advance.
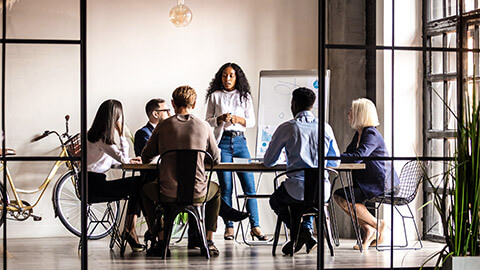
[333,98,399,250]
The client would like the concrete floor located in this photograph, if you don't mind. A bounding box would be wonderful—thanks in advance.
[0,236,444,269]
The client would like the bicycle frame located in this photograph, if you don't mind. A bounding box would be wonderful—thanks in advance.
[1,146,73,213]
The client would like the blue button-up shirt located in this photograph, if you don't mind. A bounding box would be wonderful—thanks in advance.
[263,110,340,201]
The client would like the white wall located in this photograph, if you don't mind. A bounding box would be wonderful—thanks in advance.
[380,0,423,242]
[2,0,318,238]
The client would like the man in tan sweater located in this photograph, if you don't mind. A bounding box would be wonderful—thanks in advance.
[141,85,221,256]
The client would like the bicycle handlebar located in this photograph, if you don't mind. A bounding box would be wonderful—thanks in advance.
[31,131,50,142]
[31,115,72,144]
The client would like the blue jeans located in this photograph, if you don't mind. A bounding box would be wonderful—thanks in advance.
[218,134,260,228]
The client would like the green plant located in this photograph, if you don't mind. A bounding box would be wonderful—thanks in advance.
[421,81,480,269]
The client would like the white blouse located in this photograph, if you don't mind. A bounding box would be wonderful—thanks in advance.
[87,136,130,174]
[205,89,256,142]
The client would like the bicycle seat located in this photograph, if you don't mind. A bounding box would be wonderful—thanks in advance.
[0,148,16,156]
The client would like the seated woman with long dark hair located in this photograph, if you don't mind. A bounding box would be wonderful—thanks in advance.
[333,98,399,250]
[87,99,145,252]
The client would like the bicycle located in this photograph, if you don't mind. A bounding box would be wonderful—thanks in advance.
[0,115,120,240]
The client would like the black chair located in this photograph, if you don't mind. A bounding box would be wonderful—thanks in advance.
[365,160,426,251]
[271,168,336,256]
[71,172,124,253]
[153,149,214,259]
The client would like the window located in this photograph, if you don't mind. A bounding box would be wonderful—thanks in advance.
[423,0,479,240]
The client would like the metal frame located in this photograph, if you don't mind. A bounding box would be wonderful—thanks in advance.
[0,1,87,269]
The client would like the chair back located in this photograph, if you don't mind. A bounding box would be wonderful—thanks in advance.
[304,168,320,208]
[273,167,320,207]
[395,160,426,204]
[156,149,213,205]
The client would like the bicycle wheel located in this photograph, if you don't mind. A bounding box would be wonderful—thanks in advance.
[0,183,5,228]
[54,171,120,240]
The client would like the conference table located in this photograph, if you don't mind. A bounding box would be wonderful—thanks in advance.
[122,162,366,251]
[122,162,364,172]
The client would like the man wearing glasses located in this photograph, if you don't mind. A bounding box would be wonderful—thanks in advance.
[134,98,171,156]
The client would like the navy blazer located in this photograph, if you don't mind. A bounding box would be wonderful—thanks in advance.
[134,122,155,156]
[341,126,399,199]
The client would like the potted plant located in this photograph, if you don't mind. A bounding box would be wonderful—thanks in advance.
[422,84,480,269]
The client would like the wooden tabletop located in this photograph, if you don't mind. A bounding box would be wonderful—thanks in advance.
[122,162,365,171]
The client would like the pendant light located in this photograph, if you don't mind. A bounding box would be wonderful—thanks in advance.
[169,0,192,27]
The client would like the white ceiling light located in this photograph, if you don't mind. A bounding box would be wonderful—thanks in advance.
[169,0,192,27]
[0,0,20,12]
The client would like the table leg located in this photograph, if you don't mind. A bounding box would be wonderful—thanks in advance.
[338,171,363,253]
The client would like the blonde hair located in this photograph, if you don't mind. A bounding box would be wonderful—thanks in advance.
[172,85,197,108]
[350,98,380,129]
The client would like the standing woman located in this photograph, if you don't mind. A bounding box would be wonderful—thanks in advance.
[87,99,145,252]
[205,63,266,240]
[333,98,398,250]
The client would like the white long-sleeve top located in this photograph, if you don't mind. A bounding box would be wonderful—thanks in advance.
[87,136,130,174]
[205,89,256,143]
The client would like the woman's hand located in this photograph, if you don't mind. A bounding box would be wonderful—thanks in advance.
[129,157,142,164]
[217,113,232,125]
[230,115,246,126]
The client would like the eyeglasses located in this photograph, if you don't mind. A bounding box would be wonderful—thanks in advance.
[155,109,170,112]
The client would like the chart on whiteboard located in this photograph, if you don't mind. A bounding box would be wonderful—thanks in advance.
[255,70,329,160]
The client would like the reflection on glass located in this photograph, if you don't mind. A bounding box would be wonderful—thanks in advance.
[447,32,456,48]
[431,35,443,74]
[446,138,456,158]
[432,52,443,74]
[447,0,457,16]
[447,81,457,130]
[467,26,476,77]
[429,0,444,21]
[464,0,476,12]
[447,52,456,73]
[431,82,444,130]
[431,138,444,157]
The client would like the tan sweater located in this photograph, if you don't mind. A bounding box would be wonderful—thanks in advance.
[141,114,220,199]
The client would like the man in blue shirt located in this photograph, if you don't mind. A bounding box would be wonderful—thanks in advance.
[264,87,340,255]
[134,98,171,156]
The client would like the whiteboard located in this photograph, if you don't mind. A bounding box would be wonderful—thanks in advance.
[255,70,330,159]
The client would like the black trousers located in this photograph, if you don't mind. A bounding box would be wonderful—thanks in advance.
[87,172,142,216]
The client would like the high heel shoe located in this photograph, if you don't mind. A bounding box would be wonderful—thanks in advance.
[124,232,146,252]
[224,228,234,240]
[250,229,268,241]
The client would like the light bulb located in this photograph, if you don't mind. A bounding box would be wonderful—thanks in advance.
[169,0,192,27]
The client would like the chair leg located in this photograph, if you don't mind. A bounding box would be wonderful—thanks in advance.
[288,206,301,257]
[162,210,176,259]
[272,216,282,256]
[328,201,340,247]
[407,205,423,249]
[323,205,334,256]
[375,204,423,251]
[194,206,210,259]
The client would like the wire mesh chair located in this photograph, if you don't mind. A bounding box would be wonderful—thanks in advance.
[366,160,426,251]
[63,133,126,253]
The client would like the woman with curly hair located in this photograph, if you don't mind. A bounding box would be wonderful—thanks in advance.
[205,63,266,241]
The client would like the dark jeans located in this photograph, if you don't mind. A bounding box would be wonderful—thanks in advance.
[269,183,313,230]
[142,181,221,233]
[87,172,142,216]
